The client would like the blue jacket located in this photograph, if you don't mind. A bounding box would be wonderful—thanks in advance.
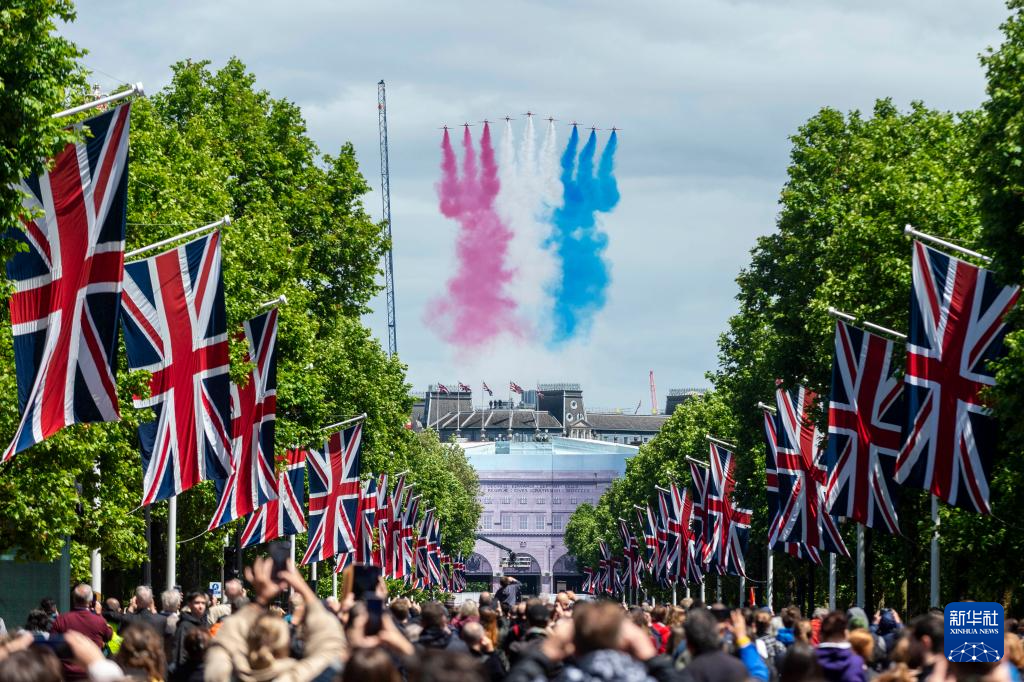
[816,643,866,682]
[738,641,770,682]
[777,627,795,646]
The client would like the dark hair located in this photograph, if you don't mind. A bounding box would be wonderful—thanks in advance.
[39,598,57,614]
[390,599,410,622]
[819,612,848,641]
[652,605,668,624]
[344,647,401,682]
[911,613,944,654]
[574,601,626,655]
[0,648,61,682]
[116,621,167,679]
[526,600,549,628]
[683,608,722,655]
[184,627,211,662]
[186,590,208,605]
[25,609,52,633]
[782,605,801,628]
[779,643,825,682]
[420,601,447,630]
[410,649,485,682]
[628,606,647,628]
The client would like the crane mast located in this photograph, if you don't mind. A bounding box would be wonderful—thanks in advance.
[649,370,658,415]
[378,80,398,357]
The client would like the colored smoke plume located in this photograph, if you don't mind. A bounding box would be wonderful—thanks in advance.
[546,127,619,344]
[427,124,520,347]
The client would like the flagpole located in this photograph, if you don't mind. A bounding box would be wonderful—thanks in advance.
[672,584,677,606]
[767,552,774,611]
[167,497,177,591]
[904,224,992,264]
[332,561,338,598]
[699,580,705,604]
[930,495,940,607]
[52,83,144,119]
[828,553,837,610]
[739,576,746,607]
[856,525,865,608]
[716,575,722,602]
[125,216,231,259]
[322,413,368,432]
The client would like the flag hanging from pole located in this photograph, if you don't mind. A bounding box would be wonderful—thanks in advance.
[240,447,306,548]
[826,320,903,534]
[896,240,1019,514]
[704,442,752,577]
[763,408,822,563]
[121,230,231,504]
[301,423,363,564]
[209,309,280,530]
[4,105,132,462]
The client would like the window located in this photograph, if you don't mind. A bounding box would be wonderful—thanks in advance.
[535,515,545,530]
[501,512,511,530]
[554,514,565,531]
[518,496,528,504]
[569,497,578,505]
[552,497,561,504]
[502,496,512,504]
[536,497,545,504]
[478,513,493,530]
[519,515,529,530]
[483,497,492,504]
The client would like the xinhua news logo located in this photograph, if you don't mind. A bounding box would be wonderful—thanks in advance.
[944,602,1004,663]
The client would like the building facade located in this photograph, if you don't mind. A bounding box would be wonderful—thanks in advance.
[461,437,638,595]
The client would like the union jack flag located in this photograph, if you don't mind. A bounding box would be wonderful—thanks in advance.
[209,310,280,530]
[458,382,471,392]
[121,231,231,504]
[240,447,306,548]
[427,516,443,586]
[581,566,595,595]
[509,381,524,395]
[401,494,421,581]
[826,321,902,534]
[775,386,849,558]
[675,484,704,583]
[896,241,1019,514]
[301,423,363,564]
[387,475,409,578]
[332,552,354,574]
[689,460,710,570]
[482,381,493,396]
[598,541,612,594]
[618,518,638,589]
[635,504,657,573]
[657,486,680,582]
[436,383,450,394]
[763,409,821,563]
[704,443,752,576]
[5,105,131,461]
[452,556,467,592]
[357,477,380,565]
[416,509,436,585]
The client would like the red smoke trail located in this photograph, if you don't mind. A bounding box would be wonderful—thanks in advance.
[428,122,520,347]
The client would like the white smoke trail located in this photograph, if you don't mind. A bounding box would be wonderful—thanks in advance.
[496,117,558,317]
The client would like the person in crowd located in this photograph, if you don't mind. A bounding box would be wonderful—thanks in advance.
[101,596,125,656]
[683,607,767,682]
[40,597,59,622]
[796,620,814,645]
[342,647,402,682]
[413,649,488,682]
[873,609,902,656]
[779,607,801,647]
[480,592,494,609]
[757,609,787,670]
[207,579,245,625]
[780,643,826,682]
[116,621,167,681]
[390,597,411,633]
[453,600,481,632]
[419,600,470,653]
[508,601,551,663]
[810,608,829,647]
[815,612,866,682]
[170,591,209,671]
[463,619,507,680]
[205,556,345,681]
[124,586,169,638]
[495,576,522,613]
[905,613,944,682]
[847,630,876,680]
[506,600,681,682]
[23,609,53,639]
[167,627,208,682]
[160,589,182,658]
[650,606,672,655]
[0,643,63,682]
[52,583,113,680]
[479,607,510,680]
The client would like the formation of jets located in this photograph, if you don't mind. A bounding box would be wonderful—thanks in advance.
[439,112,619,132]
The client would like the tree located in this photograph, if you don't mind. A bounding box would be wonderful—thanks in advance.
[0,0,86,264]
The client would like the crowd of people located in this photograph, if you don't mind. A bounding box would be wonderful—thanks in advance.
[0,566,1021,682]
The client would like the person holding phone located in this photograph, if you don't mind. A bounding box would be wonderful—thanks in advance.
[204,556,345,682]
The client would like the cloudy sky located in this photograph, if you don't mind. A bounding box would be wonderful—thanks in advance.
[62,1,1009,410]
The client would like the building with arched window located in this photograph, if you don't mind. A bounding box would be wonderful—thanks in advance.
[461,437,638,595]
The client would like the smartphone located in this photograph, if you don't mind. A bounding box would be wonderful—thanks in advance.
[365,597,383,636]
[268,540,290,581]
[32,634,72,660]
[352,564,381,598]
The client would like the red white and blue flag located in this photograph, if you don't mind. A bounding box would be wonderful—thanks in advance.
[121,231,231,504]
[896,241,1019,514]
[357,476,380,565]
[581,567,595,595]
[301,423,363,564]
[763,408,821,563]
[509,381,524,395]
[458,382,471,392]
[4,105,131,461]
[635,504,657,574]
[656,486,679,583]
[240,447,306,548]
[436,383,450,394]
[689,460,710,570]
[209,309,280,530]
[704,443,752,577]
[775,386,849,558]
[826,320,903,534]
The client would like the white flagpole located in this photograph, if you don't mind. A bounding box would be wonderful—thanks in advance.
[767,552,774,611]
[332,562,338,598]
[125,216,231,259]
[672,584,677,606]
[53,83,144,119]
[90,462,102,595]
[856,525,866,608]
[930,495,940,607]
[739,576,746,607]
[699,580,706,604]
[167,497,177,591]
[828,553,837,610]
[904,224,992,263]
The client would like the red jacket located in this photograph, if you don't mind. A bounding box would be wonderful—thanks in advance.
[53,608,112,679]
[651,622,671,654]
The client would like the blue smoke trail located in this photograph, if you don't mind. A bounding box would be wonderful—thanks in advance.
[546,128,619,344]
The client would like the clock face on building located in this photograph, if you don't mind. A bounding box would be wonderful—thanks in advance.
[565,413,574,422]
[570,400,578,409]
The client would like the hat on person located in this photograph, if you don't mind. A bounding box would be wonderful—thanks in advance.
[846,607,869,631]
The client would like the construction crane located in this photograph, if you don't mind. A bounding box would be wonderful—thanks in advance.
[649,370,658,415]
[378,80,398,358]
